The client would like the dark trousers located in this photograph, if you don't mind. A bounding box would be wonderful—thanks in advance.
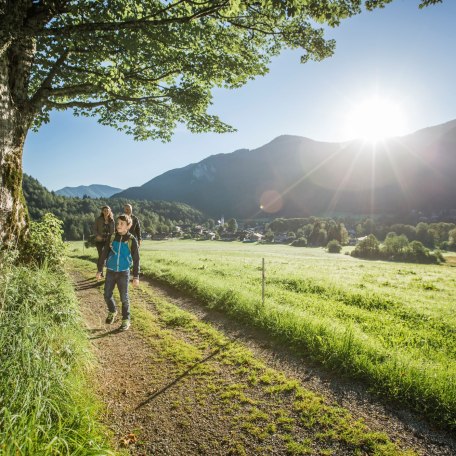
[96,241,105,275]
[96,241,104,260]
[104,269,130,321]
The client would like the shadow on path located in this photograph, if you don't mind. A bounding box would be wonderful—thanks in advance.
[74,278,103,291]
[135,339,235,410]
[89,327,121,340]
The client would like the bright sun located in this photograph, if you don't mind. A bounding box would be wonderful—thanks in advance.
[345,96,406,142]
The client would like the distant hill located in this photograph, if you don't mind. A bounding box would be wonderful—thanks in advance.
[113,119,456,218]
[56,184,123,198]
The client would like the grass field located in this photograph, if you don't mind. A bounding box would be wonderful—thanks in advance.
[71,239,456,429]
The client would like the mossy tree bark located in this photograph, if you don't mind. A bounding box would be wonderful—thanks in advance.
[0,37,34,247]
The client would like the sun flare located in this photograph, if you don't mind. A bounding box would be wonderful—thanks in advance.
[345,96,406,142]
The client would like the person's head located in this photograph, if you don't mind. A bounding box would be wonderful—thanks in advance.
[116,214,132,235]
[124,204,132,215]
[100,205,112,218]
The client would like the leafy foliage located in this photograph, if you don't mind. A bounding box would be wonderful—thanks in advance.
[226,218,238,234]
[352,233,444,264]
[327,239,342,253]
[351,234,380,258]
[268,217,349,246]
[290,237,307,247]
[19,213,66,269]
[21,0,355,140]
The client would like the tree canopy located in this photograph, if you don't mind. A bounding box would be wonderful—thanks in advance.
[3,0,442,140]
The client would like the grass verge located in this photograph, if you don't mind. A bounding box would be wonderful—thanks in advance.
[0,253,112,455]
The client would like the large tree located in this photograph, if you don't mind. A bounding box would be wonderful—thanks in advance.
[0,0,442,245]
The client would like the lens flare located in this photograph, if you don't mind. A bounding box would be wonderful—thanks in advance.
[260,190,283,213]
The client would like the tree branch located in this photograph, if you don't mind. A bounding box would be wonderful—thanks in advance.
[46,83,98,97]
[59,62,107,78]
[40,3,225,37]
[30,49,69,108]
[46,95,168,110]
[46,99,113,109]
[104,93,168,103]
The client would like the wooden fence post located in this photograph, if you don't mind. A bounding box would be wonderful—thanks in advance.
[262,257,265,306]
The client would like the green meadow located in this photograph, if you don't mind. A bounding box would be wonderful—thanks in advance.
[72,240,456,429]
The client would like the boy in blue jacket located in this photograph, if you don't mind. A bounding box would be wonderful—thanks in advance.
[96,214,140,331]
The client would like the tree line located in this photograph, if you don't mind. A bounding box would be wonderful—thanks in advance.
[265,216,456,250]
[351,234,445,264]
[23,173,456,265]
[23,174,205,241]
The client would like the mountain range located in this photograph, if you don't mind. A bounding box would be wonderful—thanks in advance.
[113,119,456,219]
[56,184,122,199]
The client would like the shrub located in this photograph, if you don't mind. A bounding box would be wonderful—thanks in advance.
[432,249,445,264]
[264,230,275,243]
[287,231,296,240]
[291,237,307,247]
[19,213,66,269]
[351,234,380,259]
[327,240,342,253]
[84,233,97,248]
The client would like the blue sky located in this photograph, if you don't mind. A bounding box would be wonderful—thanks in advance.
[24,1,456,191]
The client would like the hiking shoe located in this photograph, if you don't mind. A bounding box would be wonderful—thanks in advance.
[105,311,117,324]
[119,319,130,331]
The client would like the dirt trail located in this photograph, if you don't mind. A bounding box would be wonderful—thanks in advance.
[70,263,456,456]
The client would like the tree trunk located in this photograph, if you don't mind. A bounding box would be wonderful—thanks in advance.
[0,47,32,247]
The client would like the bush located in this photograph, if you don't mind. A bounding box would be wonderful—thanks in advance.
[351,235,443,264]
[433,249,445,263]
[351,234,380,259]
[19,213,66,269]
[327,240,342,253]
[84,233,97,248]
[291,237,307,247]
[264,230,275,243]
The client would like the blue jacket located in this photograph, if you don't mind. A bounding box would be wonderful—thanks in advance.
[98,232,140,278]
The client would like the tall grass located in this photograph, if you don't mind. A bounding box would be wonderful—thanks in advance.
[0,250,111,455]
[129,240,456,430]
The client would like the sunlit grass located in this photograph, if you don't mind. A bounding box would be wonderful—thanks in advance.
[69,240,456,429]
[0,255,112,455]
[112,263,415,455]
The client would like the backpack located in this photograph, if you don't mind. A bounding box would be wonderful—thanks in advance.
[109,233,134,253]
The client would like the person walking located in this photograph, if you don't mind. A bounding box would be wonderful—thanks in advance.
[94,205,114,276]
[96,214,140,331]
[124,203,141,246]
